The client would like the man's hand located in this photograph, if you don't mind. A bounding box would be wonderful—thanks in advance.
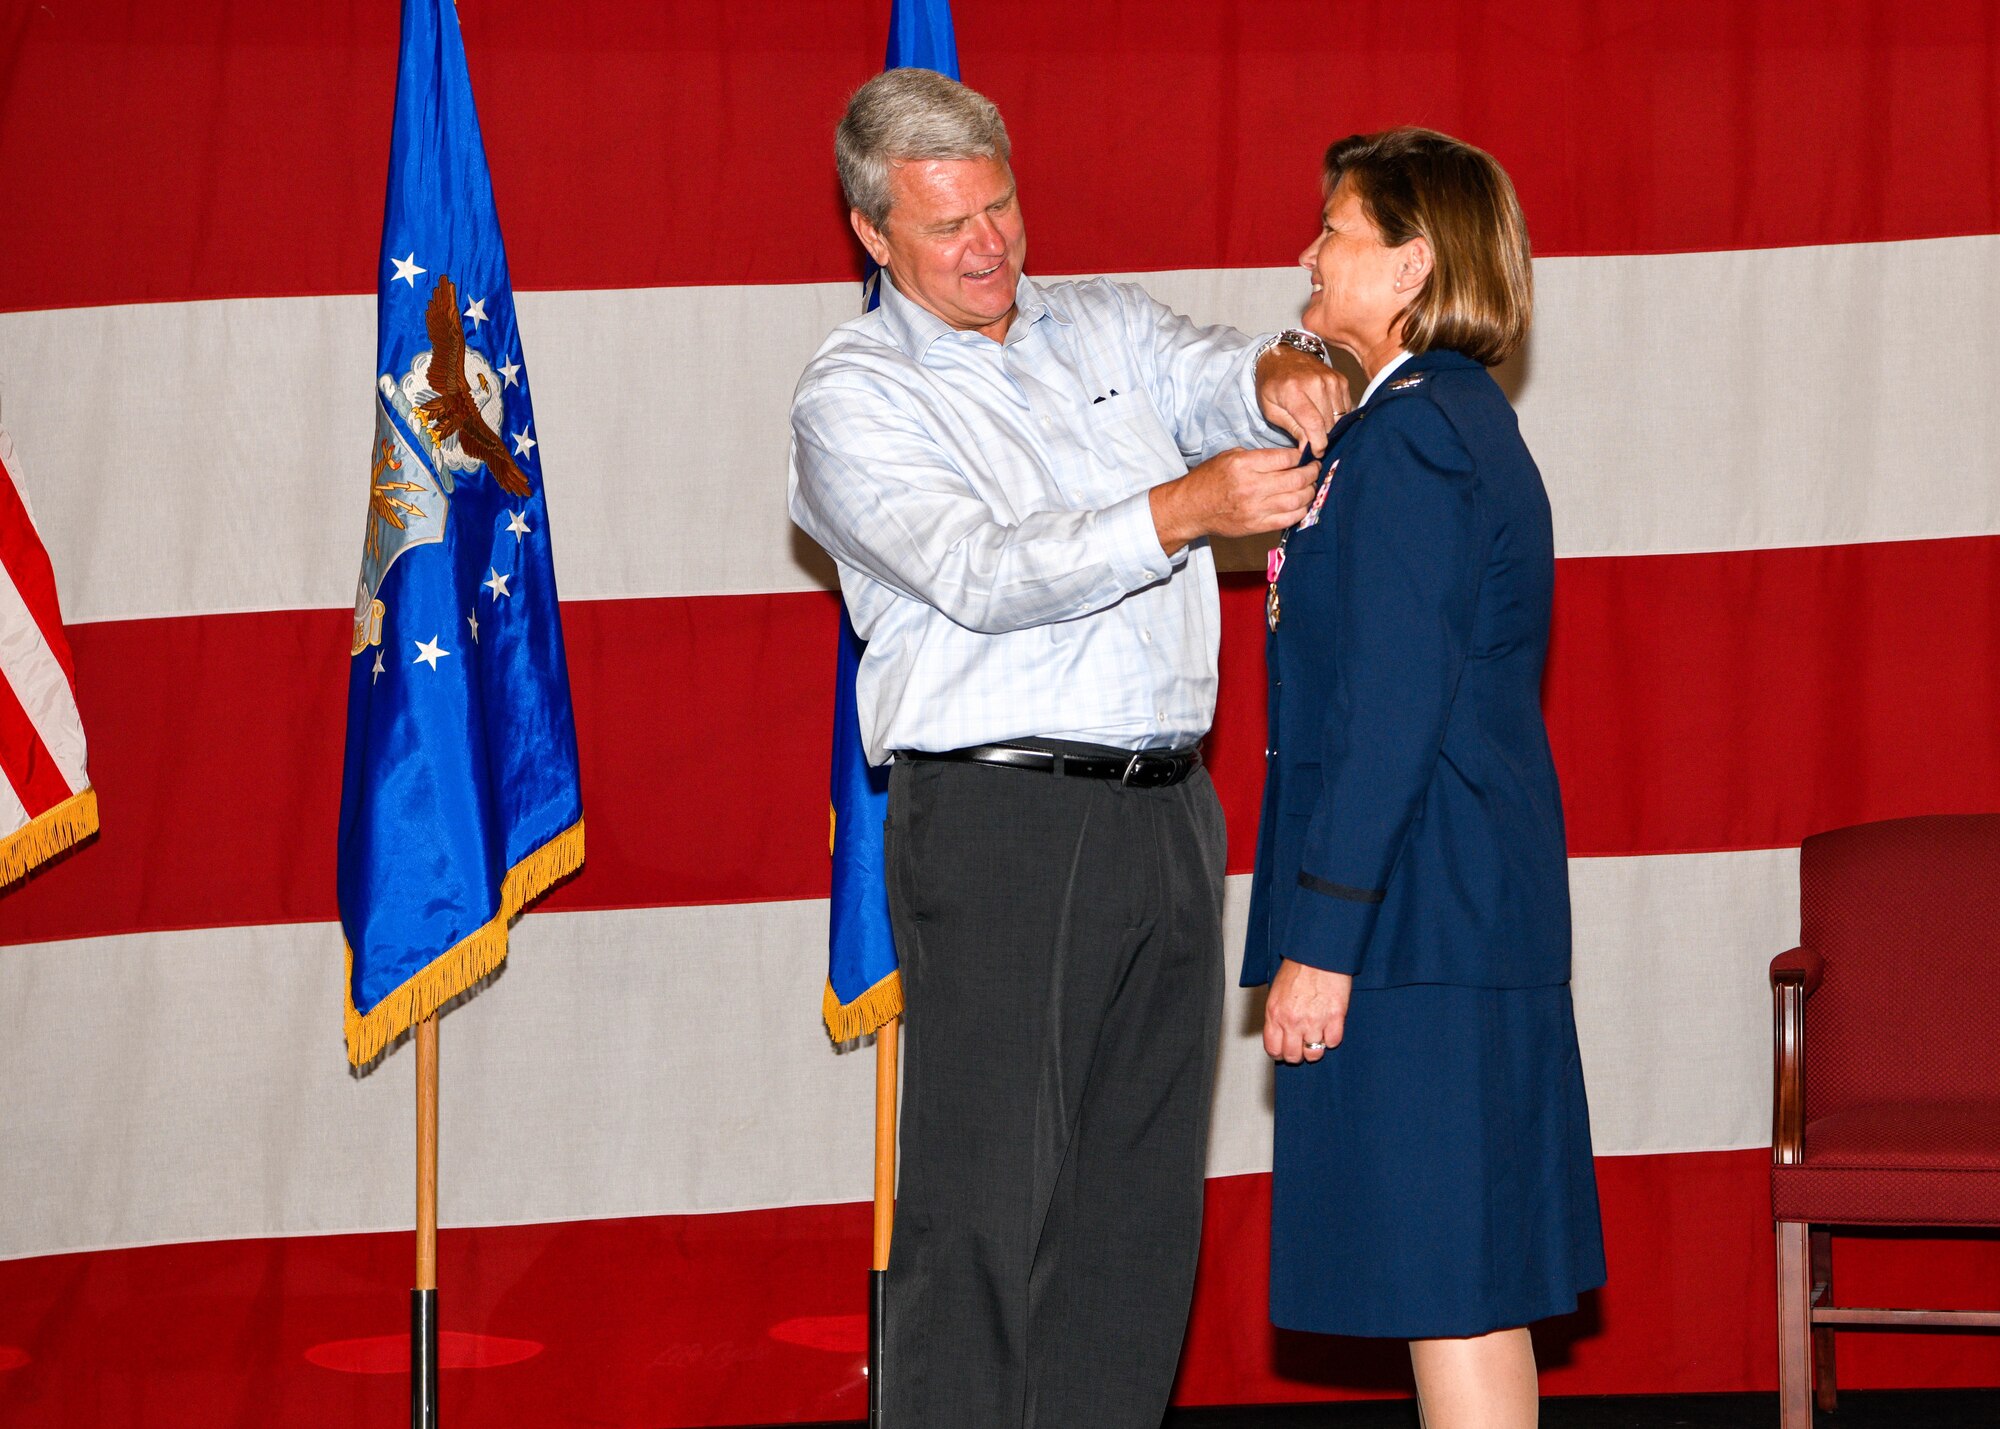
[1150,445,1316,554]
[1263,959,1352,1064]
[1256,346,1351,457]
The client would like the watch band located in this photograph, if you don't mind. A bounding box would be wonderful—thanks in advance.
[1257,327,1334,367]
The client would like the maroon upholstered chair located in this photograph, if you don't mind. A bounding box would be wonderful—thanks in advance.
[1769,813,2000,1427]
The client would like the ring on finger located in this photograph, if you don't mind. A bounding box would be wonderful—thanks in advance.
[1303,1041,1327,1053]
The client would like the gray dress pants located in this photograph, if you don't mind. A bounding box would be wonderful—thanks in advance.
[881,752,1227,1428]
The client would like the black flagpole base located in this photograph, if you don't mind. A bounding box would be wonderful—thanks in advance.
[411,1287,439,1429]
[868,1267,887,1429]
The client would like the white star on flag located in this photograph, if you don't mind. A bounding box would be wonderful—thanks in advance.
[497,356,522,388]
[371,649,386,684]
[390,253,425,286]
[511,425,537,460]
[464,297,488,328]
[413,635,449,670]
[467,612,480,643]
[506,511,531,540]
[483,568,512,598]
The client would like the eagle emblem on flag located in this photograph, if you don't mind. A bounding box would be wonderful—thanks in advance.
[410,276,530,497]
[353,273,526,657]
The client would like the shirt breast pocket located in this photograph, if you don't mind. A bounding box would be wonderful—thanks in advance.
[1071,392,1178,506]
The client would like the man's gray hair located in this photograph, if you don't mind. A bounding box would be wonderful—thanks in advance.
[836,69,1012,231]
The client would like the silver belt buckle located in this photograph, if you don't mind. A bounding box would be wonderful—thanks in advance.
[1122,752,1170,788]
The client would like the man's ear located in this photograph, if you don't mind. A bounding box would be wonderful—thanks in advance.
[851,209,892,270]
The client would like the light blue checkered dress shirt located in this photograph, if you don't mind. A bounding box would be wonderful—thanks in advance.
[789,274,1280,765]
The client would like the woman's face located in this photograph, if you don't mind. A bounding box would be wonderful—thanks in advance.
[1298,178,1420,359]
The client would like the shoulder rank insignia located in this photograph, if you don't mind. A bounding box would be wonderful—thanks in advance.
[1386,373,1426,390]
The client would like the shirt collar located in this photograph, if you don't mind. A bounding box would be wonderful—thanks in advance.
[1358,348,1416,407]
[876,271,1063,360]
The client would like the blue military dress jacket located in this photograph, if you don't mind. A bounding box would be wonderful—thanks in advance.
[1242,347,1571,990]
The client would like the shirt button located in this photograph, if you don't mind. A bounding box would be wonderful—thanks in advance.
[1140,629,1153,644]
[1156,710,1167,722]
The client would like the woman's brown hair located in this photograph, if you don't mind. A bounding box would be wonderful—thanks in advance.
[1324,128,1532,366]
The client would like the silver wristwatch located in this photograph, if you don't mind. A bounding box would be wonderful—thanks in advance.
[1256,327,1333,366]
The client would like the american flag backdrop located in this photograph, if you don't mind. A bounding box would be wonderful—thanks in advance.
[2,3,1999,1425]
[0,424,95,889]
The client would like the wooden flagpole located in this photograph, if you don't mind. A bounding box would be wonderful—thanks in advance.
[868,1014,900,1429]
[413,1012,440,1428]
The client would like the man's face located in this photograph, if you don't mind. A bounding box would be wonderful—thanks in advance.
[852,155,1026,342]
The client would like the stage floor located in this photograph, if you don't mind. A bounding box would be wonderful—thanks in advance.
[785,1387,2000,1428]
[1170,1389,2000,1427]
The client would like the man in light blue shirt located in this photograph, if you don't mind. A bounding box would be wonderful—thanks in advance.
[788,68,1345,1427]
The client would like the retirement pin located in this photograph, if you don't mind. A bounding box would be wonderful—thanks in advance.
[1266,546,1285,630]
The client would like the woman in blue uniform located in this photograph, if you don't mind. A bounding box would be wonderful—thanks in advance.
[1243,128,1605,1427]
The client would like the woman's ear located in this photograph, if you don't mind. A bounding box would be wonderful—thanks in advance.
[1394,235,1434,294]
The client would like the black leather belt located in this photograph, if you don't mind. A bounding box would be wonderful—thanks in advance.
[898,743,1204,789]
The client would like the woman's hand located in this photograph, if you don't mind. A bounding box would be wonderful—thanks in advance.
[1263,959,1353,1063]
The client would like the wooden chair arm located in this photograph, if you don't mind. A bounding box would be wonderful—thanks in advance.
[1770,945,1824,995]
[1770,946,1822,1164]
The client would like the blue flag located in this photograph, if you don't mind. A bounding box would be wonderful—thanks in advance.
[822,0,961,1043]
[339,0,583,1066]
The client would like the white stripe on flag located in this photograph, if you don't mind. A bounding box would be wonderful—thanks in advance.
[0,851,1795,1261]
[0,566,87,795]
[0,754,30,835]
[0,426,31,521]
[2,236,1997,626]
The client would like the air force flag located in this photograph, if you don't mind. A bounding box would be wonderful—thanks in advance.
[338,0,584,1066]
[821,0,961,1043]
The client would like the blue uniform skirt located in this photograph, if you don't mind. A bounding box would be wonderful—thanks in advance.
[1269,983,1606,1339]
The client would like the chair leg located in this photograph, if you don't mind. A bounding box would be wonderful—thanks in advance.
[1777,1221,1814,1429]
[1811,1228,1837,1413]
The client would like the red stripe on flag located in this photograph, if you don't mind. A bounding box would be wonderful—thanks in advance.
[1546,539,2000,857]
[1212,535,2000,862]
[0,1152,1995,1425]
[0,662,72,820]
[3,536,1998,948]
[1180,1154,2000,1406]
[0,457,79,696]
[4,0,1998,313]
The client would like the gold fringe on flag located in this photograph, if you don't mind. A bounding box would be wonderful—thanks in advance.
[344,818,585,1066]
[822,968,904,1045]
[0,786,99,889]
